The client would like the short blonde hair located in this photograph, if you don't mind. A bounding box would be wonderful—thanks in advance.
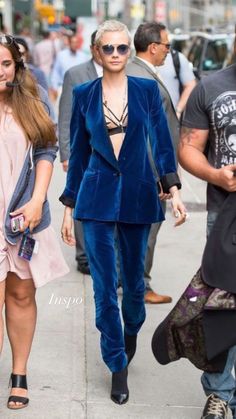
[95,20,131,46]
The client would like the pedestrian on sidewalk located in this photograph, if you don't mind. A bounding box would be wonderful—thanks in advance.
[33,31,57,84]
[158,47,196,120]
[50,33,87,101]
[0,35,68,410]
[126,22,181,304]
[178,36,236,419]
[14,36,49,92]
[60,20,186,405]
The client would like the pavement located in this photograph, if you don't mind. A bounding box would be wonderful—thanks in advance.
[0,161,233,419]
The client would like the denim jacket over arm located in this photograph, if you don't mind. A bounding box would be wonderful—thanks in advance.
[60,76,181,224]
[4,144,58,245]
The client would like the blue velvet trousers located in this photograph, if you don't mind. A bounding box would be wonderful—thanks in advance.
[82,220,151,373]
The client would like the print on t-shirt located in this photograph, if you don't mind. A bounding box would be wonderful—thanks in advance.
[212,91,236,167]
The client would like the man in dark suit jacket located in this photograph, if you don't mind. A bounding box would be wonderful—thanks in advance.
[58,31,103,274]
[126,22,179,304]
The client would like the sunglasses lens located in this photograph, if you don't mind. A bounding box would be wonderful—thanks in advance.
[101,44,114,55]
[117,44,129,55]
[101,44,129,55]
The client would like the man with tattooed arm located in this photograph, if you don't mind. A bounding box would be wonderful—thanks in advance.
[178,50,236,418]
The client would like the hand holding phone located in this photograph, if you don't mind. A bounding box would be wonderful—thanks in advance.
[10,214,25,233]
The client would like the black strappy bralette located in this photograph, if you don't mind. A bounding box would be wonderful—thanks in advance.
[103,102,128,136]
[107,126,127,136]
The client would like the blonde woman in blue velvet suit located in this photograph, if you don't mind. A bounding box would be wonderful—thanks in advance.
[60,20,187,405]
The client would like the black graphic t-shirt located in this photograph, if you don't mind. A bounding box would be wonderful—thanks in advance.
[182,64,236,211]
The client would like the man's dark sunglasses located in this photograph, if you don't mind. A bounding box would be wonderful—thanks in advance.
[154,42,171,49]
[101,44,130,55]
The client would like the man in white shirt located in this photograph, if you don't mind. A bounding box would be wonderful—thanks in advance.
[50,34,87,97]
[158,50,196,119]
[33,31,57,81]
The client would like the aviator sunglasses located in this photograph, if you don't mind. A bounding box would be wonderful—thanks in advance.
[0,34,14,46]
[154,41,171,49]
[0,34,25,69]
[101,44,130,55]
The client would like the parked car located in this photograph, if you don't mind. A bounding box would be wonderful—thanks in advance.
[186,31,235,79]
[169,32,190,54]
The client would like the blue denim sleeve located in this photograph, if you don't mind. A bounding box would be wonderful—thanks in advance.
[33,144,58,164]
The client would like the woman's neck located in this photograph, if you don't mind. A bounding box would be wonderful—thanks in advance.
[0,99,7,113]
[102,70,127,90]
[0,92,8,105]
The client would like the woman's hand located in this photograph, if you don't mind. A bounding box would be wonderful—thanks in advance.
[10,160,54,233]
[61,206,76,246]
[10,198,43,232]
[169,187,188,227]
[158,182,171,201]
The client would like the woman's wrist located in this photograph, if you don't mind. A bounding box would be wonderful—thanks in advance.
[31,194,45,205]
[169,186,179,198]
[65,206,73,216]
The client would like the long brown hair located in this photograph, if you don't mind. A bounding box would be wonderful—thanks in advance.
[3,38,56,146]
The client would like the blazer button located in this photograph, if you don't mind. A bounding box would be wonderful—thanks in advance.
[113,172,121,176]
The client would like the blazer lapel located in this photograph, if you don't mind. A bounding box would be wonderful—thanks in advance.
[132,56,161,82]
[87,60,98,79]
[118,76,140,158]
[131,57,176,111]
[86,78,120,170]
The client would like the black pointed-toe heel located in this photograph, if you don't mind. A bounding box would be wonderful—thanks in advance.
[124,332,137,365]
[7,373,29,410]
[111,366,129,405]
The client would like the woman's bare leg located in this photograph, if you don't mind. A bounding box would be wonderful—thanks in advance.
[5,272,36,408]
[0,280,5,354]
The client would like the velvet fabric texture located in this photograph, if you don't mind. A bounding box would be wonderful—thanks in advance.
[83,220,150,372]
[59,76,181,222]
[59,76,181,373]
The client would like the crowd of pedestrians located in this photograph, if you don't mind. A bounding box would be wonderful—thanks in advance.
[0,17,236,419]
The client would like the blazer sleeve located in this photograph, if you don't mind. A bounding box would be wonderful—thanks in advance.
[59,88,91,208]
[149,83,181,192]
[158,83,180,157]
[58,70,74,162]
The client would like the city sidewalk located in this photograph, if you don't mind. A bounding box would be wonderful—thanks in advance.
[0,162,233,418]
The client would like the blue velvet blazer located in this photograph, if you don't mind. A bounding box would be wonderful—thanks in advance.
[60,76,181,224]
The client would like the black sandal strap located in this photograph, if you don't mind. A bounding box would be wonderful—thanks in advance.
[10,374,28,390]
[8,395,29,405]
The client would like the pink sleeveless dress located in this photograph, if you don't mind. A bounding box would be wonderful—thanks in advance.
[0,112,69,287]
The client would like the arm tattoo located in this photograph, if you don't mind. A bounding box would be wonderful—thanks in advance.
[180,126,200,147]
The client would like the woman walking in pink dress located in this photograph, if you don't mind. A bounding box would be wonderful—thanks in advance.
[0,35,68,410]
